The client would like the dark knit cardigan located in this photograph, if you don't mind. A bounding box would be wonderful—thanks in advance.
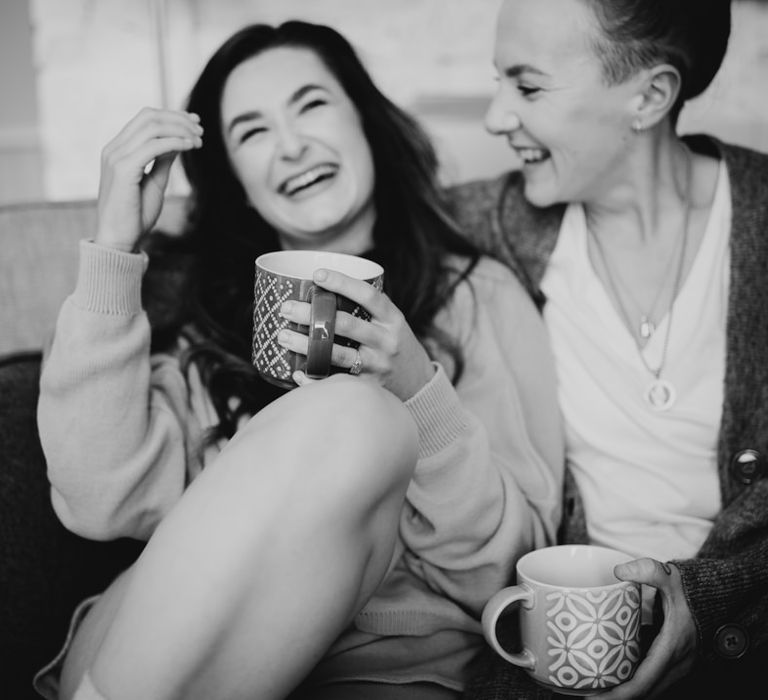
[446,135,768,697]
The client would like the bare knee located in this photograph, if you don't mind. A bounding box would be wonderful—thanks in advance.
[223,376,418,502]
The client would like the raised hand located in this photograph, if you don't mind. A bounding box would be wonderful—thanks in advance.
[277,267,436,401]
[96,107,203,251]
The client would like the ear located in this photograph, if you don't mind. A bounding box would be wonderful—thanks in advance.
[629,64,682,131]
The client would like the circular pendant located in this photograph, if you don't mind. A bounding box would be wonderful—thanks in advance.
[645,378,676,411]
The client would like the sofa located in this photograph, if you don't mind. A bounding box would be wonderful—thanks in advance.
[0,198,185,698]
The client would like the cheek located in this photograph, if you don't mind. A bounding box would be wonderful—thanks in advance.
[346,134,375,194]
[231,151,272,207]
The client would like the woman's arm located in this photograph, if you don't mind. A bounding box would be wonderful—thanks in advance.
[399,256,565,615]
[38,241,215,542]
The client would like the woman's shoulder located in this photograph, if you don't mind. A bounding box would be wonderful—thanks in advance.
[690,134,768,178]
[443,172,524,229]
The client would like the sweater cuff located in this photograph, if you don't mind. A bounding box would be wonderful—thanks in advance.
[73,239,148,315]
[405,362,468,460]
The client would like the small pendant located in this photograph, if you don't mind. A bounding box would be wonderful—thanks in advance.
[645,378,676,411]
[639,316,655,340]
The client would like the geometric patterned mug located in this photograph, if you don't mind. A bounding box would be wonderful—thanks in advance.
[482,545,642,696]
[253,250,383,390]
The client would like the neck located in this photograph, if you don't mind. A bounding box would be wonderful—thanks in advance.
[585,131,692,248]
[278,200,377,255]
[584,134,695,349]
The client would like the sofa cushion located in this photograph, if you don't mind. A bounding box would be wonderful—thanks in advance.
[0,351,144,699]
[0,197,187,356]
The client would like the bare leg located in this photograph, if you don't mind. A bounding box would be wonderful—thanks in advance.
[293,681,461,700]
[60,376,418,700]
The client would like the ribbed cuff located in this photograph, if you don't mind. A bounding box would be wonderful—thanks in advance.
[405,362,468,460]
[73,239,147,315]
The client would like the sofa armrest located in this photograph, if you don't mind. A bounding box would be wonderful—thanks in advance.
[0,351,144,698]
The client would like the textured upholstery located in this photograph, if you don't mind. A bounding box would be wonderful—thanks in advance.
[0,197,186,355]
[0,198,189,696]
[0,351,144,697]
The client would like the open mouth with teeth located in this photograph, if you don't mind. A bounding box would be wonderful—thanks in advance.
[515,147,550,165]
[279,164,339,196]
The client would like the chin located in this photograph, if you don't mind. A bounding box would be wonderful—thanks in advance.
[523,183,559,209]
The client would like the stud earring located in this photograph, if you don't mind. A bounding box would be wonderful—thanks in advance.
[632,119,644,133]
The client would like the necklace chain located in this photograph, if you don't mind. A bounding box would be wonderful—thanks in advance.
[588,151,692,397]
[609,230,683,342]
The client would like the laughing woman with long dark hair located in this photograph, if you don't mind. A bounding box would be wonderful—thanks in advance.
[34,21,563,700]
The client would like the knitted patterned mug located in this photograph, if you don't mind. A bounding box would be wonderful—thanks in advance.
[482,545,642,696]
[252,250,383,389]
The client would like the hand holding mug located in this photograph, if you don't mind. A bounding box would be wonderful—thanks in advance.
[595,558,697,700]
[277,265,436,401]
[96,107,203,251]
[252,251,387,390]
[482,545,643,696]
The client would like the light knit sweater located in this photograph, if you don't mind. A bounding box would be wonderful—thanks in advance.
[37,242,563,690]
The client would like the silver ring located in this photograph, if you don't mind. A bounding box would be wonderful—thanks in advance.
[349,350,363,376]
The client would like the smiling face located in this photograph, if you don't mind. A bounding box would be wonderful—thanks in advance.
[486,0,644,208]
[220,46,376,252]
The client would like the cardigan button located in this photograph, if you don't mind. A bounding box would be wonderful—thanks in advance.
[730,449,765,485]
[714,624,749,659]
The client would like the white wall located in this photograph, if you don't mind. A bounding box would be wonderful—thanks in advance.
[0,0,43,204]
[16,0,768,202]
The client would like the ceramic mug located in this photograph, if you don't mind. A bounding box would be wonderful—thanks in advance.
[482,545,642,696]
[252,250,384,389]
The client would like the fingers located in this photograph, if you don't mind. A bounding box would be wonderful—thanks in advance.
[278,289,386,375]
[278,328,364,373]
[597,558,694,699]
[105,107,203,156]
[614,558,679,591]
[96,108,203,249]
[101,108,203,183]
[143,152,177,196]
[595,619,688,700]
[280,300,379,345]
[279,269,433,399]
[312,269,389,318]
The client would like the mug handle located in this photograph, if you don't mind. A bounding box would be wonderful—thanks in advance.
[481,584,536,670]
[305,286,337,379]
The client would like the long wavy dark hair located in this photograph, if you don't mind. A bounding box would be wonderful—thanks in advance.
[144,21,480,443]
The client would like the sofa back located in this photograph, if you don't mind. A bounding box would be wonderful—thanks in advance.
[0,198,187,355]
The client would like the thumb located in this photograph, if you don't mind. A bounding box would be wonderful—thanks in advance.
[614,557,675,588]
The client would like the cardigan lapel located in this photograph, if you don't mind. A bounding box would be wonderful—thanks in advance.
[499,134,768,507]
[711,138,768,505]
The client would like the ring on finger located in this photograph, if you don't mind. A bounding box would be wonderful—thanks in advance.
[349,349,363,376]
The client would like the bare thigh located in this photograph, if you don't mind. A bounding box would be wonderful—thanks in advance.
[58,567,134,700]
[293,681,461,700]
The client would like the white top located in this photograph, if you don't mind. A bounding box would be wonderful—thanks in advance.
[541,161,730,563]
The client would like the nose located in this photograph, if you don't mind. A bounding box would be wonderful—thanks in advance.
[484,91,522,136]
[275,120,306,160]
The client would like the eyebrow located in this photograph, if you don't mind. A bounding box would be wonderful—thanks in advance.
[503,64,549,79]
[226,83,328,135]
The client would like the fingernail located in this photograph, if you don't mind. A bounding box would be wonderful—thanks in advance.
[187,112,201,122]
[277,330,288,345]
[314,269,328,282]
[280,301,292,316]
